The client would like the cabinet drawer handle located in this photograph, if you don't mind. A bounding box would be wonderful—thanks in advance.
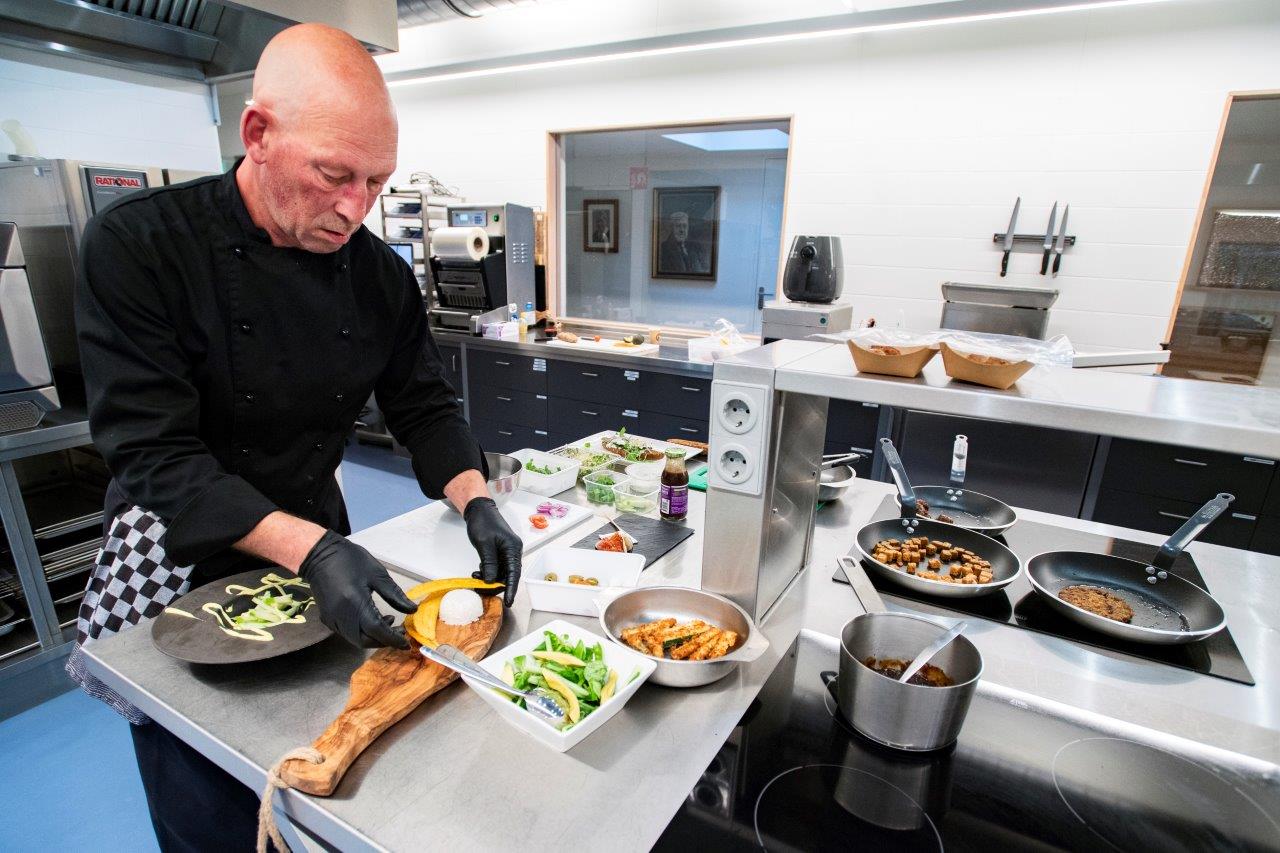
[581,371,599,378]
[498,430,514,437]
[494,360,511,367]
[496,396,512,402]
[1157,511,1191,521]
[581,410,598,416]
[1172,458,1208,467]
[679,427,699,434]
[1232,513,1257,522]
[680,386,702,393]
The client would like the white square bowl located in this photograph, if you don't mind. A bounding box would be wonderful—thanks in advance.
[525,548,646,617]
[510,448,580,496]
[462,619,658,752]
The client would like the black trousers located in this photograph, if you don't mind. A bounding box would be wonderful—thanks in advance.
[131,720,260,852]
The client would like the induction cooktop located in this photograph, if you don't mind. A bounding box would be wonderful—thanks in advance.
[655,631,1280,852]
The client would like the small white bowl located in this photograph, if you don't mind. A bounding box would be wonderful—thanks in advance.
[463,619,657,752]
[525,548,645,617]
[511,448,580,496]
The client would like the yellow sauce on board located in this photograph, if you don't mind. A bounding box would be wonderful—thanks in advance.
[169,573,315,642]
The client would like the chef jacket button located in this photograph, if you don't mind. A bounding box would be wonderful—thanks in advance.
[239,321,251,334]
[314,442,323,452]
[335,393,345,403]
[233,247,245,259]
[240,447,250,456]
[339,327,351,338]
[307,473,316,482]
[243,393,255,404]
[305,498,315,506]
[338,262,348,272]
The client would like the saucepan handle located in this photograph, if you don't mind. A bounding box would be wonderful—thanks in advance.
[734,625,770,663]
[1150,492,1233,576]
[838,554,887,614]
[879,438,917,517]
[592,587,628,617]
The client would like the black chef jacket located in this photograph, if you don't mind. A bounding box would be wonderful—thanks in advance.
[76,164,485,580]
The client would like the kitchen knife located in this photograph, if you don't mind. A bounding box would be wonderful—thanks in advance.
[1040,201,1058,275]
[1000,197,1020,277]
[1052,204,1069,275]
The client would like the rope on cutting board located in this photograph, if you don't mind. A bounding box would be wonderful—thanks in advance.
[257,747,324,853]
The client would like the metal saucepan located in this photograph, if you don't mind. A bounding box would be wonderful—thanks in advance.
[854,484,1023,599]
[881,438,1018,536]
[1027,493,1233,645]
[832,555,983,751]
[445,451,521,513]
[596,586,769,687]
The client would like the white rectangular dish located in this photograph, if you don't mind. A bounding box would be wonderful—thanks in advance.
[349,492,590,581]
[525,548,645,617]
[464,619,657,752]
[510,448,579,496]
[559,430,703,462]
[546,337,660,356]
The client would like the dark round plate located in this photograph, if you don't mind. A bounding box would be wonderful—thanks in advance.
[151,569,332,664]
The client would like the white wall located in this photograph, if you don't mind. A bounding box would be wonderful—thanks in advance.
[383,0,1280,349]
[0,46,221,172]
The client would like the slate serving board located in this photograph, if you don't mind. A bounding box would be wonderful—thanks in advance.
[569,513,694,568]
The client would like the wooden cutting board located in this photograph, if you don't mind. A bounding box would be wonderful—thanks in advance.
[278,595,504,796]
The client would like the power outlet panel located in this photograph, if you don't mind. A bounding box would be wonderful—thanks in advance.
[708,381,771,496]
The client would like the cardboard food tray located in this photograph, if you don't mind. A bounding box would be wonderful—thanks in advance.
[847,340,937,378]
[940,342,1033,390]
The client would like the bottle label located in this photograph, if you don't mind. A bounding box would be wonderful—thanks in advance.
[660,484,689,517]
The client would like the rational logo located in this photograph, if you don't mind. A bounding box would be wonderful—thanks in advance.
[93,175,143,188]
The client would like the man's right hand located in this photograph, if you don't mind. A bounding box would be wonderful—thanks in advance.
[299,531,417,649]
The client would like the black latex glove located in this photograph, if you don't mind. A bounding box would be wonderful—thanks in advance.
[299,531,418,649]
[464,497,523,606]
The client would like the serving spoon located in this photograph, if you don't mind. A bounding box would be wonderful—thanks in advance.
[420,643,566,726]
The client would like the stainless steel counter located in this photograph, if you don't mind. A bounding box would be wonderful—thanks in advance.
[436,331,715,377]
[79,479,1280,851]
[749,340,1280,457]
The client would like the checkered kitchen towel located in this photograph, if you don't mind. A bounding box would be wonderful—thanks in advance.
[65,507,193,724]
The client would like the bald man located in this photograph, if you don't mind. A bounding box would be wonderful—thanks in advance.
[68,24,521,849]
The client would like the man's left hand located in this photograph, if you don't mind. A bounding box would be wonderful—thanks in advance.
[463,497,522,606]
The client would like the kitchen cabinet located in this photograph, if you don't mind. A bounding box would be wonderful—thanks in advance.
[897,411,1097,517]
[548,399,640,439]
[548,361,641,408]
[436,342,464,405]
[1251,518,1280,556]
[469,418,549,454]
[467,385,547,430]
[636,411,709,445]
[1092,488,1256,549]
[640,373,711,419]
[467,349,547,394]
[1098,438,1275,514]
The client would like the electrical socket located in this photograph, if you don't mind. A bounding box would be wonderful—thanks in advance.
[716,445,752,485]
[708,381,771,496]
[714,382,768,436]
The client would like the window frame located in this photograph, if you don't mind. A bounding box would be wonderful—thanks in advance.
[545,115,796,338]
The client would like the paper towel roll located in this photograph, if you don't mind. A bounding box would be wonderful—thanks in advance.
[431,226,489,261]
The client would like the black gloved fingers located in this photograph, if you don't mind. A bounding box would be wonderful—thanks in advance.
[501,552,521,607]
[475,552,501,584]
[360,604,409,649]
[370,570,418,614]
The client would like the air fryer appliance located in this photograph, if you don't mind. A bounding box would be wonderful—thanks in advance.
[781,235,843,303]
[0,223,59,432]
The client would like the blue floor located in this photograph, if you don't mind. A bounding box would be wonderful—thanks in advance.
[0,442,425,851]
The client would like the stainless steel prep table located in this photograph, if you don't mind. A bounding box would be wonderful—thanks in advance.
[78,472,1280,851]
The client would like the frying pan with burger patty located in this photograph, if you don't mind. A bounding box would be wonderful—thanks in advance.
[1026,493,1233,646]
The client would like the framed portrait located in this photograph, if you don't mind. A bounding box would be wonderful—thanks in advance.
[582,198,620,253]
[651,186,720,281]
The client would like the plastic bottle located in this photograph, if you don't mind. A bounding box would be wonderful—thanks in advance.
[522,301,536,327]
[660,448,689,521]
[950,434,968,484]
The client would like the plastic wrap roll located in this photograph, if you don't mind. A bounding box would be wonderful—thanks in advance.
[431,226,489,260]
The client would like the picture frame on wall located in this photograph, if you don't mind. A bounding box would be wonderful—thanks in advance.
[651,186,720,281]
[583,198,620,253]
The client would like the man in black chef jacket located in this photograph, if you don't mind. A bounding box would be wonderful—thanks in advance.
[67,23,522,850]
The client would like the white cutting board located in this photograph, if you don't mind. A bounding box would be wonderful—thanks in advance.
[350,491,592,582]
[546,338,660,356]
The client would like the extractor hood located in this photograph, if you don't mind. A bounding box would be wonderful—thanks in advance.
[0,0,399,82]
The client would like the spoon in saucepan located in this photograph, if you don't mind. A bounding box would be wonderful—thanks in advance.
[897,621,968,684]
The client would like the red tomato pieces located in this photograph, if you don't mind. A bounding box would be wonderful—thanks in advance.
[529,514,550,530]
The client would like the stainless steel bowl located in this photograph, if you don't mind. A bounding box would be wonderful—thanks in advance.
[836,612,982,751]
[818,465,856,502]
[597,586,769,687]
[445,451,522,513]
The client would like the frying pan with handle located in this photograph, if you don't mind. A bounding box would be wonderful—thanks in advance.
[1026,493,1233,645]
[880,438,1018,536]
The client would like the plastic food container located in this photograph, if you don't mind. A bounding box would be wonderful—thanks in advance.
[614,481,659,515]
[511,448,579,496]
[526,548,646,617]
[463,619,657,752]
[625,460,664,485]
[584,470,628,505]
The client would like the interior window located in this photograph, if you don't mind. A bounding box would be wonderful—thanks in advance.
[558,119,791,336]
